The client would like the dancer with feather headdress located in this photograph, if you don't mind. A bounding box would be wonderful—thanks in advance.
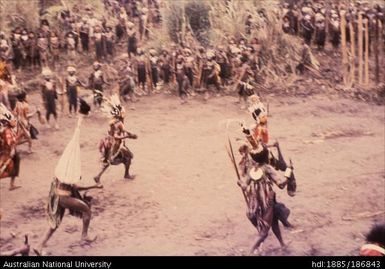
[224,95,297,255]
[94,94,138,183]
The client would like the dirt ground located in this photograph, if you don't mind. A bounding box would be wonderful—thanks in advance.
[0,91,384,256]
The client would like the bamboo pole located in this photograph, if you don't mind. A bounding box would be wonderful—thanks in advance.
[325,2,329,37]
[349,20,355,86]
[374,15,380,84]
[358,12,363,84]
[364,17,369,86]
[380,17,385,81]
[340,11,348,86]
[181,0,186,44]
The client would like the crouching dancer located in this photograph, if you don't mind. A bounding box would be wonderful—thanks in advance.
[34,99,102,255]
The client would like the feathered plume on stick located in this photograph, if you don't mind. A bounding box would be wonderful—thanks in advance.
[54,98,91,185]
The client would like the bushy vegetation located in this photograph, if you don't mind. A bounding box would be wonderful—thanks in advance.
[0,0,106,34]
[185,1,211,46]
[0,0,40,32]
[165,2,184,44]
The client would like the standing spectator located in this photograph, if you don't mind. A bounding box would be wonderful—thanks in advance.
[79,19,90,53]
[41,69,59,129]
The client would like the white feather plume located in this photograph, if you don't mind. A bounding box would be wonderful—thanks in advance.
[101,94,125,118]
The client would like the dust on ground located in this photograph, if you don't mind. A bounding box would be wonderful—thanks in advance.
[1,92,384,256]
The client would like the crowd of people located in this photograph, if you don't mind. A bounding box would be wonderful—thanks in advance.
[0,0,161,69]
[1,0,383,113]
[0,0,319,111]
[282,0,384,52]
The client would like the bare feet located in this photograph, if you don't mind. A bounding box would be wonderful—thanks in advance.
[33,247,48,256]
[20,244,30,256]
[282,221,294,229]
[33,245,44,256]
[124,174,135,180]
[281,240,292,250]
[81,235,97,244]
[9,185,21,191]
[93,177,100,184]
[249,247,262,256]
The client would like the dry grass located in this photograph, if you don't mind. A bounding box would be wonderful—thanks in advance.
[209,0,304,90]
[0,0,40,33]
[0,0,109,34]
[156,0,305,91]
[43,0,109,30]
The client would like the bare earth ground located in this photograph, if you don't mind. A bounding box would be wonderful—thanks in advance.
[0,91,384,256]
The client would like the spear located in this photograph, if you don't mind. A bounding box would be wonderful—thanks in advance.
[226,137,249,204]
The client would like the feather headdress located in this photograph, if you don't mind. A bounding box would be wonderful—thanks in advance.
[101,94,125,119]
[0,103,15,126]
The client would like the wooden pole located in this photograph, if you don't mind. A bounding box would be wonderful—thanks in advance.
[358,13,363,84]
[374,15,380,84]
[340,11,348,86]
[381,16,385,81]
[349,20,356,86]
[364,17,369,86]
[325,10,329,39]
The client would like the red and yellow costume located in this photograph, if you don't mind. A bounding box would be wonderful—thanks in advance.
[252,122,269,145]
[0,126,18,178]
[13,99,31,140]
[246,95,269,146]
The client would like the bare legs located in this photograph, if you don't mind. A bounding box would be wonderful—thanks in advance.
[94,164,109,183]
[94,149,134,182]
[9,154,21,191]
[124,156,134,179]
[249,204,286,255]
[9,176,21,191]
[35,196,95,255]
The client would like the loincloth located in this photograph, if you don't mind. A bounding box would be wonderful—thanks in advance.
[47,179,92,229]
